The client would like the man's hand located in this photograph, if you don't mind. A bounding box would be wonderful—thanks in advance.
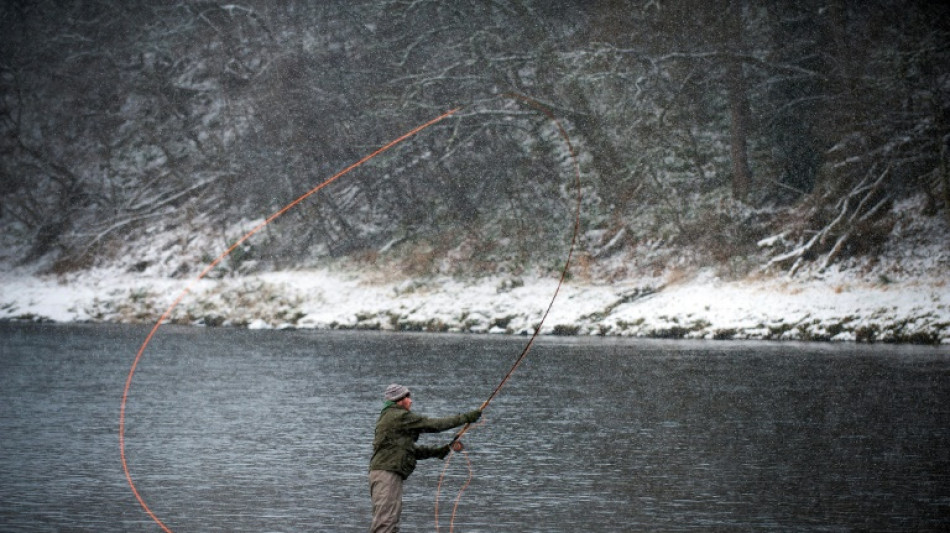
[450,440,465,452]
[435,444,451,459]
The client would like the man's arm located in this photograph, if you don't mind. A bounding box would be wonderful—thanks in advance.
[413,443,451,460]
[402,409,482,433]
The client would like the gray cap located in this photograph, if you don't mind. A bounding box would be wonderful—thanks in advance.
[384,383,410,402]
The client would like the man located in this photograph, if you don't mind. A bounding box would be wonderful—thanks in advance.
[369,383,482,532]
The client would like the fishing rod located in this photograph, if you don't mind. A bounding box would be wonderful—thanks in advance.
[436,96,583,533]
[449,94,583,449]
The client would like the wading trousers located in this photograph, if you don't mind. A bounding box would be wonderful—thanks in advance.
[369,469,403,533]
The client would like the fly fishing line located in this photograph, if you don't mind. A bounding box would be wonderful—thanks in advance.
[119,108,460,533]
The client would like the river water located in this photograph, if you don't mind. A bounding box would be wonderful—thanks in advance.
[1,322,948,532]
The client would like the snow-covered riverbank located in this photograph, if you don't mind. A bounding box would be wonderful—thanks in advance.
[2,264,948,344]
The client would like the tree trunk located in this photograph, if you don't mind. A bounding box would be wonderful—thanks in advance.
[942,140,950,225]
[727,58,752,201]
[725,2,752,202]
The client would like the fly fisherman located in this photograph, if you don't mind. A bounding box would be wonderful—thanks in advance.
[369,383,482,532]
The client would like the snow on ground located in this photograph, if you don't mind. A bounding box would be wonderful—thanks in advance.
[2,195,948,344]
[2,262,948,344]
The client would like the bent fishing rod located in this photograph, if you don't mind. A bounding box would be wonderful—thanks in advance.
[449,94,583,448]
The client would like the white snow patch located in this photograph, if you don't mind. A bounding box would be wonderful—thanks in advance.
[2,194,947,344]
[2,263,948,344]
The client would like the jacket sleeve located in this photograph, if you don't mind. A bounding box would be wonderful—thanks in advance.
[414,443,450,460]
[402,410,473,433]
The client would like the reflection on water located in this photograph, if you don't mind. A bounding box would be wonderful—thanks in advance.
[1,323,948,531]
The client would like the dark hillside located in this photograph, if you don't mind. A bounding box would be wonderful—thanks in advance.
[1,1,947,279]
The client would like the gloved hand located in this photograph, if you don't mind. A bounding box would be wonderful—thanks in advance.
[435,444,451,459]
[464,409,482,424]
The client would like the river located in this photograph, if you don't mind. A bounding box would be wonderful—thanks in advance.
[1,322,948,531]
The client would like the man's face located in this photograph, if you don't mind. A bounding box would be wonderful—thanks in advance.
[398,395,412,411]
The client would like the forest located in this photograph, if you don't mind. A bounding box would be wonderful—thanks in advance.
[2,0,948,280]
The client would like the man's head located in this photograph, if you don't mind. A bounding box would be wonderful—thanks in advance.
[384,383,412,409]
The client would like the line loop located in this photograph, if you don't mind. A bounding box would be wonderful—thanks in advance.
[119,108,460,533]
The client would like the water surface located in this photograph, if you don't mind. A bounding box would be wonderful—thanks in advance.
[1,323,948,531]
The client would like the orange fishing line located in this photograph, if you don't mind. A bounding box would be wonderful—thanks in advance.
[119,108,460,532]
[435,447,474,533]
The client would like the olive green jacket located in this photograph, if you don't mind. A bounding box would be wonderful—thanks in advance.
[369,404,479,479]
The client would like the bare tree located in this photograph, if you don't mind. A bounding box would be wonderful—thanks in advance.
[2,0,945,275]
[761,0,950,274]
[1,1,277,268]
